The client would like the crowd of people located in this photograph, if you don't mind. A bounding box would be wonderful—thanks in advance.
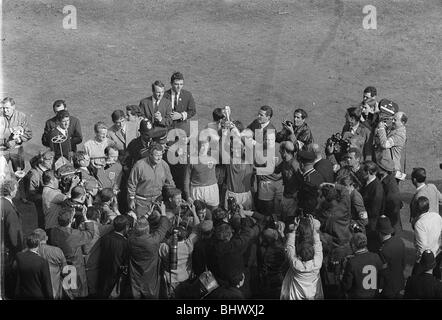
[1,72,442,300]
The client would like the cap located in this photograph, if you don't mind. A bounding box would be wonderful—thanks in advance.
[297,150,316,163]
[378,99,399,116]
[376,215,394,235]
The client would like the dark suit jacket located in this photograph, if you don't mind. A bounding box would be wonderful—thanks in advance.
[361,178,384,231]
[164,89,196,118]
[341,250,383,299]
[314,158,335,183]
[1,198,24,258]
[378,235,406,298]
[381,173,402,230]
[99,231,129,298]
[139,96,172,128]
[42,115,82,152]
[15,250,53,299]
[164,89,196,136]
[128,216,171,299]
[404,273,442,299]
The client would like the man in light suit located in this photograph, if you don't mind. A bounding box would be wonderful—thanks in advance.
[139,80,172,129]
[108,110,139,156]
[164,72,196,136]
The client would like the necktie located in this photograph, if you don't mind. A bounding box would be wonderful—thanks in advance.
[174,94,178,111]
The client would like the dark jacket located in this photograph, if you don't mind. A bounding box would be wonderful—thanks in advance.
[247,120,277,149]
[361,178,384,231]
[122,128,168,171]
[314,158,335,183]
[206,219,254,283]
[1,198,24,259]
[50,223,95,298]
[192,235,213,277]
[381,173,402,231]
[164,89,196,135]
[378,236,406,298]
[15,250,53,299]
[341,249,383,299]
[276,122,313,147]
[404,273,442,299]
[42,115,82,152]
[128,216,171,299]
[302,168,324,188]
[139,96,172,128]
[98,231,129,298]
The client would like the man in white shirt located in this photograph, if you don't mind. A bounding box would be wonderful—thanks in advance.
[410,167,442,222]
[413,196,442,279]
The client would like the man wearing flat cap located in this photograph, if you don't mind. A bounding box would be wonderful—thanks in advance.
[376,215,406,299]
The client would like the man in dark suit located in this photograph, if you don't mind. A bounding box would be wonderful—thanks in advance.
[404,250,442,299]
[311,143,335,183]
[360,161,385,253]
[15,233,53,299]
[139,80,172,129]
[376,215,405,299]
[98,215,130,298]
[128,208,171,299]
[1,179,24,298]
[298,150,324,188]
[164,72,196,136]
[42,100,82,153]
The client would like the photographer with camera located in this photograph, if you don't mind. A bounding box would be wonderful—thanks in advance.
[73,151,100,187]
[128,200,170,299]
[159,201,200,299]
[98,215,131,299]
[0,97,33,173]
[280,214,324,300]
[276,108,314,150]
[373,100,407,181]
[204,207,255,298]
[42,169,80,235]
[341,106,372,161]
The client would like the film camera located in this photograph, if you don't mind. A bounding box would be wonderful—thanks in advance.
[282,120,293,127]
[326,132,351,155]
[227,196,241,215]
